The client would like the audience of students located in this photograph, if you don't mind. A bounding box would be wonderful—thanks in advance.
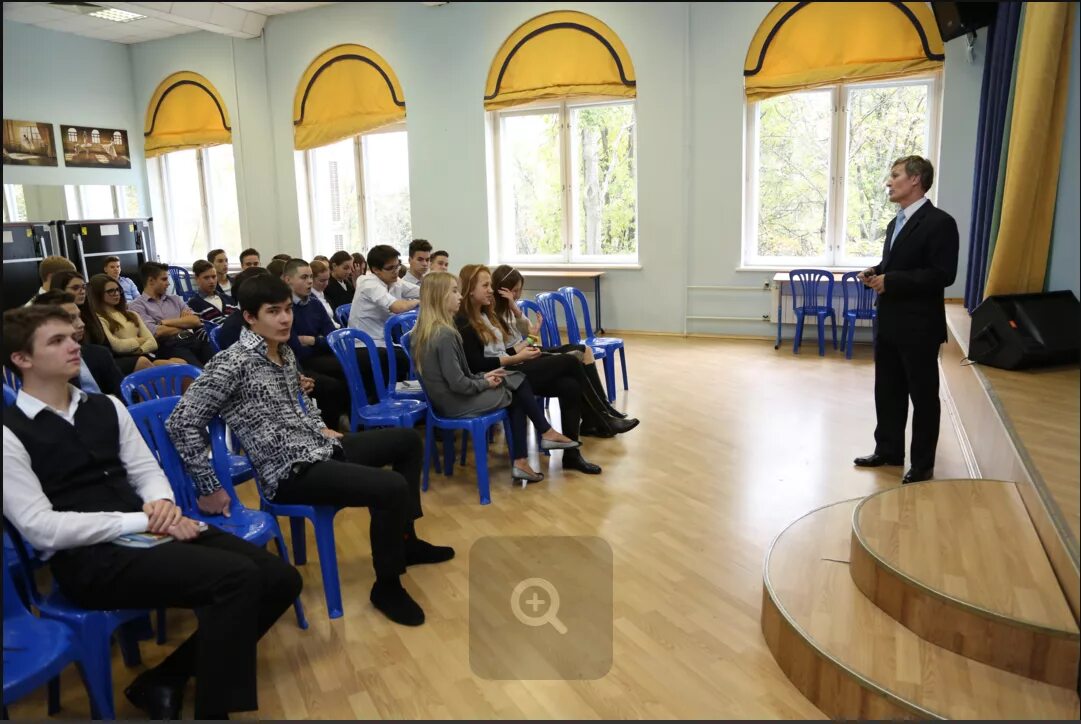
[325,250,357,311]
[215,267,268,351]
[2,305,302,720]
[402,239,432,286]
[430,249,450,274]
[48,270,109,347]
[351,252,368,282]
[30,290,123,396]
[240,248,261,269]
[348,245,418,385]
[103,256,141,301]
[309,259,339,327]
[27,256,77,305]
[207,249,233,296]
[166,275,454,627]
[90,274,186,374]
[188,260,238,326]
[266,258,288,279]
[130,263,214,367]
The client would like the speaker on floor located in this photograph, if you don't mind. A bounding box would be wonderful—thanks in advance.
[969,291,1080,370]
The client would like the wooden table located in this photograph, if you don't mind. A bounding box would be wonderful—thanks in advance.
[520,270,606,333]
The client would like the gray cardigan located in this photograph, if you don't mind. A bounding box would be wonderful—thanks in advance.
[418,325,523,418]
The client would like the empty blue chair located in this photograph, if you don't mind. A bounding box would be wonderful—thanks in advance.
[559,286,628,402]
[126,397,307,630]
[3,383,16,407]
[839,271,878,360]
[327,328,427,431]
[3,560,109,719]
[536,291,616,402]
[383,310,423,400]
[788,269,838,356]
[516,299,556,347]
[167,266,195,301]
[402,332,514,505]
[334,303,351,328]
[208,323,225,353]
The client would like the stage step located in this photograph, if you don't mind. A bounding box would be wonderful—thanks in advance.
[762,499,1080,720]
[850,479,1079,687]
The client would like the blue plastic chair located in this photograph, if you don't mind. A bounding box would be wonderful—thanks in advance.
[3,560,109,719]
[167,266,195,301]
[2,366,19,390]
[3,521,148,720]
[208,323,225,353]
[383,310,422,400]
[126,397,307,630]
[788,269,838,356]
[402,331,514,505]
[334,303,351,328]
[559,286,628,402]
[3,383,16,407]
[535,291,616,402]
[327,328,427,431]
[839,271,878,360]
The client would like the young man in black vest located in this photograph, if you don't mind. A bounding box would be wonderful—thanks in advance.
[2,305,302,721]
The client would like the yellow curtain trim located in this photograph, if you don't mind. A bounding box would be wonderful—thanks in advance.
[293,44,406,151]
[485,10,636,111]
[744,2,944,101]
[144,71,232,156]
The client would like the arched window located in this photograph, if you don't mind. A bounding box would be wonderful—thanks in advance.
[66,128,77,143]
[292,44,411,257]
[112,131,123,146]
[486,11,638,264]
[90,129,100,144]
[742,2,945,268]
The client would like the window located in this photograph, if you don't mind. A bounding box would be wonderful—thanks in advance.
[492,99,638,265]
[91,129,100,144]
[294,126,411,260]
[67,128,77,144]
[112,131,123,146]
[148,145,241,265]
[743,77,940,268]
[3,184,27,222]
[63,185,142,220]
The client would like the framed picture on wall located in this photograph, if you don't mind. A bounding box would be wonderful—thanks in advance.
[60,124,132,169]
[2,119,58,166]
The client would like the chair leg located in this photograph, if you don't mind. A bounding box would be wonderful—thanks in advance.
[473,424,492,505]
[116,622,142,667]
[840,318,849,355]
[73,624,118,720]
[603,355,616,403]
[74,661,106,721]
[290,517,307,566]
[830,312,838,350]
[271,532,308,630]
[443,429,456,476]
[817,315,826,356]
[47,675,61,715]
[422,420,434,492]
[311,509,343,619]
[619,347,628,391]
[793,312,804,354]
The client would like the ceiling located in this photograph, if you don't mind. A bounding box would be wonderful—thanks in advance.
[3,2,337,44]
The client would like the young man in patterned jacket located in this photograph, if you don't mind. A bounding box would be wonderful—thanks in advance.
[166,275,452,626]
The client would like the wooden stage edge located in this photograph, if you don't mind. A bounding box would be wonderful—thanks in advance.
[941,304,1081,621]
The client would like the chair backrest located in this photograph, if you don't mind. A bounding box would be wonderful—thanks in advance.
[840,271,876,315]
[335,303,352,328]
[120,363,202,405]
[3,543,33,621]
[3,523,41,607]
[3,383,17,407]
[384,309,419,387]
[3,365,21,390]
[327,327,387,405]
[516,299,555,347]
[535,292,577,345]
[559,286,595,340]
[788,269,835,311]
[208,323,224,353]
[168,266,195,301]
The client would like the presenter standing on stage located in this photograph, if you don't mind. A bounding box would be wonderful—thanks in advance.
[853,155,959,484]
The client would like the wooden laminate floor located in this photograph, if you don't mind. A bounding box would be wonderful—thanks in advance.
[11,334,972,720]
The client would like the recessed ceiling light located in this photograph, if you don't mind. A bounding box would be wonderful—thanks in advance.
[88,7,144,22]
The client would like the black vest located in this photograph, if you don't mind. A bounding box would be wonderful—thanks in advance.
[4,393,143,514]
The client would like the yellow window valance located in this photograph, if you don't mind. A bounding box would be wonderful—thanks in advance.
[744,2,945,102]
[143,71,232,158]
[484,10,636,111]
[293,44,406,151]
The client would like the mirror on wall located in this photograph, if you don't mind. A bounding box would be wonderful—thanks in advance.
[2,183,142,223]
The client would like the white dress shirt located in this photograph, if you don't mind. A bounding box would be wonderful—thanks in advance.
[403,270,423,286]
[348,275,420,346]
[899,195,929,222]
[312,288,339,328]
[3,386,175,558]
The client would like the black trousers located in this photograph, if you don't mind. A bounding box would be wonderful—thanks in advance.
[511,354,583,440]
[272,429,423,579]
[304,348,408,406]
[873,337,942,470]
[505,377,552,459]
[157,336,214,367]
[301,353,349,427]
[50,528,302,718]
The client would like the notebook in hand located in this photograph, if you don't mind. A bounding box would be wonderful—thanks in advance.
[113,521,209,548]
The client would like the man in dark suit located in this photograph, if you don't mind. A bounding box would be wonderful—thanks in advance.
[854,156,959,484]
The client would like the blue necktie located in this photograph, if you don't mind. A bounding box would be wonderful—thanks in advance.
[890,208,907,245]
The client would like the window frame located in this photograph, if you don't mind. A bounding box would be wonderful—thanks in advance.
[741,73,942,270]
[490,96,640,266]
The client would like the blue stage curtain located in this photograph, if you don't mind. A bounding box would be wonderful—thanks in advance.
[965,3,1023,312]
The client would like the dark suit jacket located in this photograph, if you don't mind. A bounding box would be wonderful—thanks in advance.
[79,342,123,396]
[872,200,959,345]
[325,278,355,312]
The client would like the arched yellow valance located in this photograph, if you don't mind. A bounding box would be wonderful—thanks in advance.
[293,44,406,151]
[143,71,232,158]
[484,11,636,111]
[744,2,945,102]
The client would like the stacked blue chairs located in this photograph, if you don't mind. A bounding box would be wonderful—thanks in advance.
[3,383,16,407]
[326,328,427,431]
[402,331,514,505]
[334,303,352,328]
[119,365,254,488]
[208,323,225,353]
[559,286,628,402]
[788,269,837,356]
[535,291,616,402]
[126,396,307,629]
[166,266,195,301]
[383,310,423,400]
[3,560,109,719]
[839,271,878,360]
[3,521,147,720]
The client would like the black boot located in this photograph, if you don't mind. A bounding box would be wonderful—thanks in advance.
[563,448,602,474]
[579,381,639,436]
[583,363,627,418]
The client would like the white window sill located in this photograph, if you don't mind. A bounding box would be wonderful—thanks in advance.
[736,265,865,273]
[499,263,643,272]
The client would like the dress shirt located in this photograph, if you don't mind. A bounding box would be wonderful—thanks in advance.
[3,386,174,557]
[312,288,339,328]
[403,270,423,286]
[77,358,102,394]
[118,275,140,302]
[129,292,192,336]
[348,275,419,346]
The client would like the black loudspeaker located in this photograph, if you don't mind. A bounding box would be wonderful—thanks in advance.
[969,291,1081,370]
[931,2,998,42]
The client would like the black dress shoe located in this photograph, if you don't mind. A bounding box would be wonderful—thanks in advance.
[563,449,602,474]
[902,467,934,484]
[405,538,455,566]
[370,580,425,626]
[853,453,903,467]
[125,672,185,721]
[607,416,639,435]
[579,423,616,438]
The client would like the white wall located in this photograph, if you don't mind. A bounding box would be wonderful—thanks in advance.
[2,22,148,209]
[1047,9,1080,298]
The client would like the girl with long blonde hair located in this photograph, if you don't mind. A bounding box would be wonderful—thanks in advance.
[413,272,579,484]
